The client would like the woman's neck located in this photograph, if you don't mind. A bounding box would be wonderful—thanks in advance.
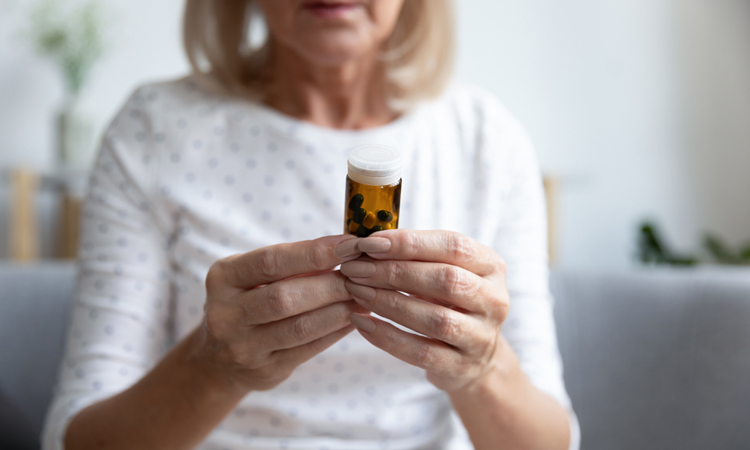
[264,43,397,130]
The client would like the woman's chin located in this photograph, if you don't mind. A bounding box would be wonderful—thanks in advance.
[294,39,377,67]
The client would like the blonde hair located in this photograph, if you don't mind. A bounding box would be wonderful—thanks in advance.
[183,0,455,110]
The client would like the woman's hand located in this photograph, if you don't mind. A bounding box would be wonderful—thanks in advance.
[340,229,509,393]
[193,234,368,393]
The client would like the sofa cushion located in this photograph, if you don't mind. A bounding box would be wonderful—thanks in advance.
[0,262,76,448]
[552,268,750,450]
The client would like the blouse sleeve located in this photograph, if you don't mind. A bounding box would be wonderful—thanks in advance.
[477,91,581,449]
[41,88,174,450]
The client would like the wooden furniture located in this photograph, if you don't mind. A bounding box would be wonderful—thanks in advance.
[58,194,82,259]
[5,166,87,262]
[10,169,40,262]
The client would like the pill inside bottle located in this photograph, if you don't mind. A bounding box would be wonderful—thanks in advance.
[344,145,402,237]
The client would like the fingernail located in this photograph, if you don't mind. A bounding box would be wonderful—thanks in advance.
[345,280,377,301]
[349,314,376,333]
[358,237,391,254]
[341,261,376,278]
[334,237,362,258]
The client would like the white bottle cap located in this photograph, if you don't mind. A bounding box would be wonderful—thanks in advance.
[347,145,402,186]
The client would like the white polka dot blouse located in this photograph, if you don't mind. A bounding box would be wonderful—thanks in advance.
[42,76,579,450]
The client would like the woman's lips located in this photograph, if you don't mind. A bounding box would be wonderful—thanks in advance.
[302,2,361,19]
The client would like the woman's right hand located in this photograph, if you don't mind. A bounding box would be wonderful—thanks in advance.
[191,234,368,393]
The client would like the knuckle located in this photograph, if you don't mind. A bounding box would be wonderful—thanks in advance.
[306,243,330,271]
[496,296,511,321]
[381,290,400,312]
[440,265,473,297]
[433,309,461,341]
[205,259,229,291]
[447,233,474,263]
[415,343,437,367]
[385,261,408,287]
[401,231,421,259]
[267,284,296,317]
[292,315,314,342]
[256,249,280,280]
[488,292,510,322]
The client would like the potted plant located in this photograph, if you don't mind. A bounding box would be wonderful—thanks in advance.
[27,0,107,168]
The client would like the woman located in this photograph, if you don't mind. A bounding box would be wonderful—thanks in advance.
[43,1,579,449]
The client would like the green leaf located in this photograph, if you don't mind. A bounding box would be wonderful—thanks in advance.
[26,0,109,95]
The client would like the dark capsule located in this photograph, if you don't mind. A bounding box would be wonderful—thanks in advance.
[357,225,371,237]
[348,194,364,211]
[370,225,383,233]
[376,210,393,223]
[346,219,351,226]
[352,207,367,224]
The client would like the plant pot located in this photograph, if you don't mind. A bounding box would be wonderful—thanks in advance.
[56,95,95,168]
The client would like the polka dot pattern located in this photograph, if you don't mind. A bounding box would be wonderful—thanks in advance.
[42,79,576,450]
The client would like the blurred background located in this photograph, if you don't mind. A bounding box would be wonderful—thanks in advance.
[0,0,749,268]
[3,2,750,449]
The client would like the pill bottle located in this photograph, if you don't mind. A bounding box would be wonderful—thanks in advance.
[344,145,402,237]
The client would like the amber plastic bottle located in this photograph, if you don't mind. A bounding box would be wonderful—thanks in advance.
[344,145,402,237]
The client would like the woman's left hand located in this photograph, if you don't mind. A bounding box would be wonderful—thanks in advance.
[340,229,510,393]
